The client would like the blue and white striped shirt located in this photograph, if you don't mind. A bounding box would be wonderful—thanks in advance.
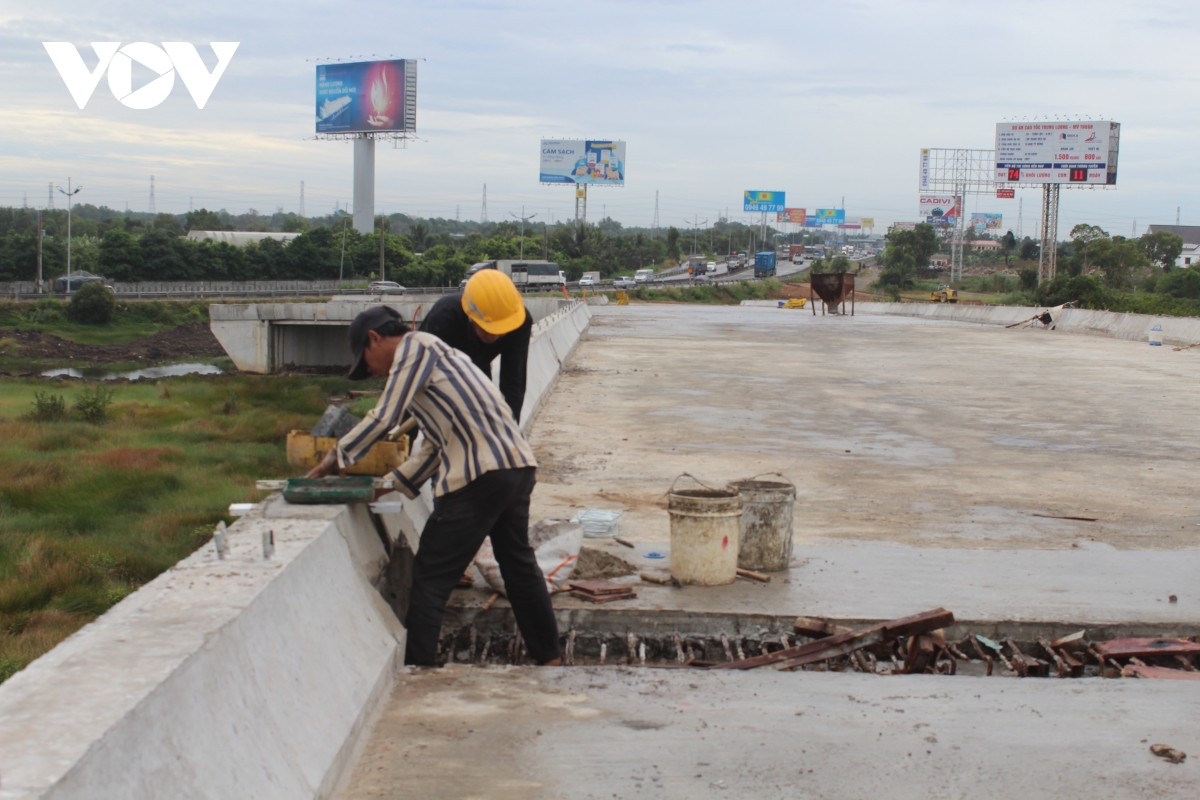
[336,332,537,498]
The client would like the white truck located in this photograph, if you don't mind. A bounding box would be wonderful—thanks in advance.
[461,260,565,292]
[579,271,601,287]
[634,268,655,284]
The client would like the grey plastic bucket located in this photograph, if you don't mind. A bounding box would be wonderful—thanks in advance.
[727,477,796,572]
[668,485,742,586]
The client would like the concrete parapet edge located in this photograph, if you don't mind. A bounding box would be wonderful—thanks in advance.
[739,299,1200,347]
[0,500,404,800]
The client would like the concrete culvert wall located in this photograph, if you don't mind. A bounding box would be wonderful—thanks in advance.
[0,301,592,800]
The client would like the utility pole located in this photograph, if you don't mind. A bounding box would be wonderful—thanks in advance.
[543,222,548,260]
[149,175,156,214]
[510,207,537,260]
[652,190,659,239]
[338,211,348,281]
[1177,206,1181,225]
[36,208,43,294]
[1017,197,1023,239]
[48,182,54,208]
[378,214,387,282]
[57,179,82,294]
[299,181,305,217]
[481,184,488,224]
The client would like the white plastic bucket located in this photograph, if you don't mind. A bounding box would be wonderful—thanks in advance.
[668,479,741,586]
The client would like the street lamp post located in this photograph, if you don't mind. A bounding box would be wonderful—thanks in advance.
[510,207,537,260]
[336,209,349,281]
[57,179,82,294]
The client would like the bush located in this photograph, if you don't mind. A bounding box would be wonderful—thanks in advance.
[72,385,114,423]
[25,391,69,422]
[68,282,116,325]
[1018,267,1038,291]
[27,298,66,325]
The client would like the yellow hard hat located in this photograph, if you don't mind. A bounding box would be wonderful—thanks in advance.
[462,269,527,335]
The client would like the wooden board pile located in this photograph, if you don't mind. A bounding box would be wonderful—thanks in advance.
[568,580,637,604]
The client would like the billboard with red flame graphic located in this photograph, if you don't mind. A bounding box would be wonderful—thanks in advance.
[316,59,416,134]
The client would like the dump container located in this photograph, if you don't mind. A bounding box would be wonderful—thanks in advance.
[727,477,796,572]
[668,480,742,585]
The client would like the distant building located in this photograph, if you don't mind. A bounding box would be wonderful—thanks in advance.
[1146,225,1200,267]
[186,230,303,246]
[968,239,1002,251]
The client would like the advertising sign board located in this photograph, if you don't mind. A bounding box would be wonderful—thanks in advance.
[891,222,918,230]
[996,188,1015,199]
[813,209,845,225]
[971,213,1003,232]
[316,59,416,134]
[919,195,960,224]
[776,208,806,223]
[744,191,785,213]
[919,149,931,191]
[540,140,626,185]
[861,217,875,229]
[995,121,1120,185]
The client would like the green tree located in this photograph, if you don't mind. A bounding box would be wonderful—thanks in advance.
[153,213,183,236]
[665,226,680,261]
[1139,230,1184,271]
[1068,224,1108,273]
[68,281,116,324]
[1019,266,1038,291]
[1001,230,1017,265]
[184,208,229,232]
[97,228,144,282]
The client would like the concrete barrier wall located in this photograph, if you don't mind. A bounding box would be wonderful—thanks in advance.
[0,300,593,799]
[0,500,404,800]
[740,299,1200,347]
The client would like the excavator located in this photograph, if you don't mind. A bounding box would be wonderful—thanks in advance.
[929,284,958,303]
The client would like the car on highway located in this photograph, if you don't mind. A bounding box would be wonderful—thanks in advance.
[634,268,655,283]
[693,274,712,285]
[706,261,716,273]
[578,275,597,287]
[368,281,407,295]
[613,276,637,289]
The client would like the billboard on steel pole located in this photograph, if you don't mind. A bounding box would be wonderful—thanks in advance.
[994,121,1120,185]
[744,191,785,213]
[813,209,845,225]
[971,213,1002,231]
[540,140,626,185]
[776,208,806,223]
[316,59,417,134]
[919,195,960,225]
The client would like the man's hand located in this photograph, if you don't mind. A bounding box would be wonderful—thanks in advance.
[304,448,341,479]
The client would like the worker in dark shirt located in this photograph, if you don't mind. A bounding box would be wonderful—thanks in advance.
[420,269,532,421]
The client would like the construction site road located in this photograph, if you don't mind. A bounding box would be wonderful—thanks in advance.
[341,665,1199,799]
[529,304,1200,551]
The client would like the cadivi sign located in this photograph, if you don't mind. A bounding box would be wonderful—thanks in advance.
[43,42,239,109]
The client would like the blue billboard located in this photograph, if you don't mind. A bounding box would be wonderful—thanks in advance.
[316,59,415,134]
[744,191,785,213]
[814,209,845,225]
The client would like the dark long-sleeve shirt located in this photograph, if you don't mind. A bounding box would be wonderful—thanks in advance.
[336,332,536,498]
[419,292,531,421]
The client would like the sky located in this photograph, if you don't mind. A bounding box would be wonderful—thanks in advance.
[2,0,1200,235]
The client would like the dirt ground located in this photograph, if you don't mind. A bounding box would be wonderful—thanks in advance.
[0,323,223,367]
[527,304,1200,551]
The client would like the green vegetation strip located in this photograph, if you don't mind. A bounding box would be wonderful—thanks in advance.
[0,298,211,345]
[611,280,784,305]
[0,374,365,683]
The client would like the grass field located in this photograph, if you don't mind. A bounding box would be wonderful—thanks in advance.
[0,299,213,345]
[0,373,373,683]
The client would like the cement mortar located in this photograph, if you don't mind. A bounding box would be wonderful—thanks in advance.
[529,305,1200,551]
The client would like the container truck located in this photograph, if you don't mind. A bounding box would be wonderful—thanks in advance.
[754,251,777,278]
[461,260,565,291]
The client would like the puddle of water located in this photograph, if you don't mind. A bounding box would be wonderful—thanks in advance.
[41,363,224,381]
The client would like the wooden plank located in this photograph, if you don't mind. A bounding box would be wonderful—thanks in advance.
[778,630,886,672]
[903,635,938,675]
[713,608,954,671]
[1124,665,1200,681]
[792,617,851,639]
[1095,638,1200,659]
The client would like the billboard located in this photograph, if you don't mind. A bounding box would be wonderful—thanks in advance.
[971,213,1003,232]
[744,191,785,213]
[813,208,845,225]
[891,222,918,230]
[919,149,931,191]
[919,195,960,224]
[996,188,1015,199]
[776,207,806,223]
[861,217,875,229]
[316,59,416,134]
[540,140,626,185]
[995,121,1120,186]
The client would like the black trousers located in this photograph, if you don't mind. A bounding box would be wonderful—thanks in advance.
[404,466,560,666]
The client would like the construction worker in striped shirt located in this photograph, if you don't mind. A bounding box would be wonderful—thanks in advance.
[304,294,561,667]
